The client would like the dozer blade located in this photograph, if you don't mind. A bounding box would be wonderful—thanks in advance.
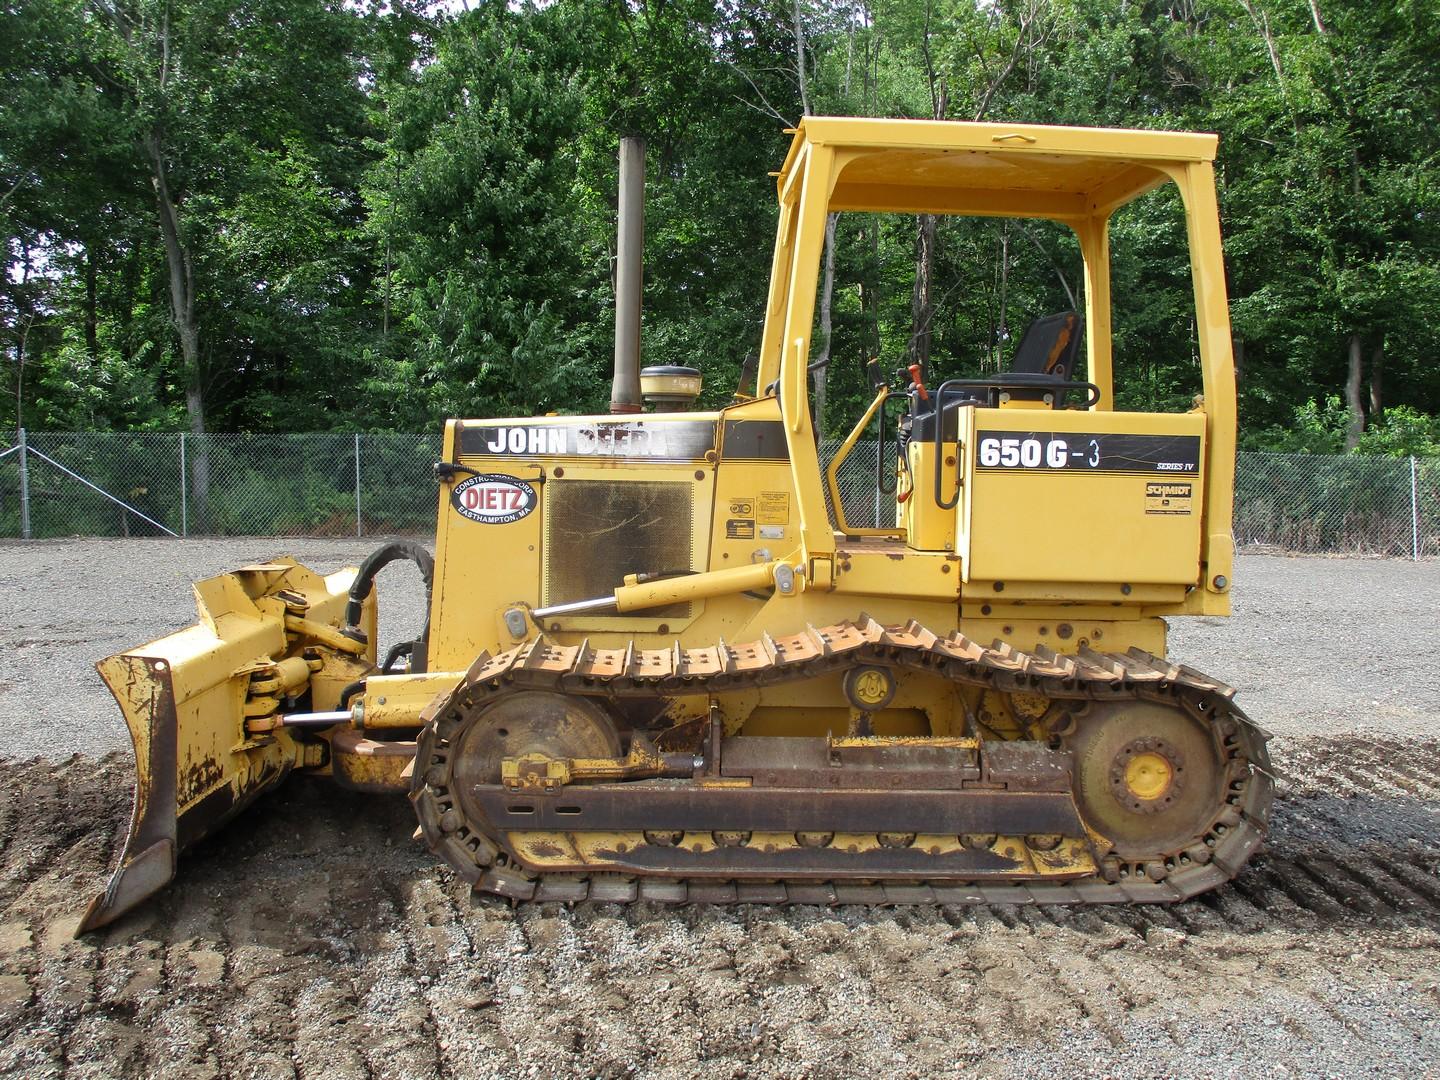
[79,559,368,935]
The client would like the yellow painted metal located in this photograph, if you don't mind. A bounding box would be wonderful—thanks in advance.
[825,385,904,537]
[849,669,892,707]
[418,115,1239,690]
[82,560,366,933]
[283,613,366,655]
[501,737,677,791]
[778,142,839,580]
[95,116,1252,927]
[832,541,960,600]
[1125,752,1174,801]
[956,406,1207,586]
[428,420,544,669]
[329,729,414,794]
[1167,159,1237,607]
[245,655,316,697]
[241,654,325,732]
[748,116,1236,613]
[901,438,959,552]
[307,649,372,713]
[615,560,778,612]
[354,672,455,729]
[958,617,1167,660]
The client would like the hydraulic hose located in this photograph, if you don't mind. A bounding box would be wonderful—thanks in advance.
[343,540,435,662]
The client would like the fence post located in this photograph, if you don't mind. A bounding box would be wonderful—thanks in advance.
[179,433,188,538]
[17,427,30,540]
[1413,456,1421,561]
[355,433,363,538]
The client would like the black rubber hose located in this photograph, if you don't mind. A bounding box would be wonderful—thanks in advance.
[343,540,435,633]
[338,680,366,709]
[380,640,413,675]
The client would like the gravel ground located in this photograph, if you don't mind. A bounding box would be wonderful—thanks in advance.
[0,538,1437,1078]
[1,540,1435,757]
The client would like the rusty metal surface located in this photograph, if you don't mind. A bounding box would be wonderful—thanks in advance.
[470,783,1083,835]
[78,657,180,935]
[330,729,415,794]
[411,616,1274,905]
[719,735,981,789]
[81,560,359,935]
[982,740,1074,792]
[510,836,1075,881]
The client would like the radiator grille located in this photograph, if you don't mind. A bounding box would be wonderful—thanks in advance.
[543,480,695,619]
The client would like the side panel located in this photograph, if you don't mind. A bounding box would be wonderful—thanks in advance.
[428,421,544,671]
[958,408,1207,586]
[430,413,725,667]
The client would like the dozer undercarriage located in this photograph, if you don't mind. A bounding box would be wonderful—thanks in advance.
[411,622,1271,904]
[83,117,1274,932]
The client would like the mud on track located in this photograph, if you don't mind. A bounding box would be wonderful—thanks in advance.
[1,735,1438,1079]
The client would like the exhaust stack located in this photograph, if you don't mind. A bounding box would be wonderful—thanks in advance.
[610,136,645,413]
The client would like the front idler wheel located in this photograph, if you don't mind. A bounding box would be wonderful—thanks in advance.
[1067,700,1230,874]
[414,690,622,885]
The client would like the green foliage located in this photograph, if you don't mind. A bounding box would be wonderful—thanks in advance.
[1,0,1437,448]
[1247,396,1440,457]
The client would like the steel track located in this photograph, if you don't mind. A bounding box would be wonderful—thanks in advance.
[411,616,1274,905]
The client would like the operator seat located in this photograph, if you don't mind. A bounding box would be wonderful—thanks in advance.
[1011,311,1084,377]
[906,310,1089,443]
[1001,311,1085,406]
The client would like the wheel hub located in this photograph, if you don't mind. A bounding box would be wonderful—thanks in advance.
[1109,737,1184,813]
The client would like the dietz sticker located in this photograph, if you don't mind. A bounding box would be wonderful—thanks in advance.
[452,474,537,524]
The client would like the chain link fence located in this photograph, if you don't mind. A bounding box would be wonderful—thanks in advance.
[1232,450,1437,557]
[0,431,441,539]
[0,430,1435,557]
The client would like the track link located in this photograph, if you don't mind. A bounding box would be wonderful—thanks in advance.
[412,616,1274,905]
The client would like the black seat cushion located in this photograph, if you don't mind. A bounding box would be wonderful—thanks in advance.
[1010,311,1084,379]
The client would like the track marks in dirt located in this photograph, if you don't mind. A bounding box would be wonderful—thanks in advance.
[0,736,1438,1078]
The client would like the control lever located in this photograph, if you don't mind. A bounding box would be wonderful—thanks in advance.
[907,363,929,402]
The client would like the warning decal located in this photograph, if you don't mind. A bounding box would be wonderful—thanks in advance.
[726,519,756,539]
[1145,481,1193,515]
[757,491,790,525]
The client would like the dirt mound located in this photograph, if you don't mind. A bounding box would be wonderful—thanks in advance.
[1,735,1439,1077]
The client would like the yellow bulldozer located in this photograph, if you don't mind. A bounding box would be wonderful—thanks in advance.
[81,117,1272,932]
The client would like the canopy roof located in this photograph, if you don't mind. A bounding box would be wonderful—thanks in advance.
[783,117,1218,220]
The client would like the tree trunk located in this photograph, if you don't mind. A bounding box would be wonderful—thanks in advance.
[791,0,811,115]
[1367,337,1383,423]
[857,222,880,363]
[814,211,838,436]
[146,129,210,524]
[13,248,34,433]
[908,78,948,382]
[996,224,1011,366]
[909,212,937,380]
[14,315,30,435]
[1344,332,1364,450]
[83,245,99,362]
